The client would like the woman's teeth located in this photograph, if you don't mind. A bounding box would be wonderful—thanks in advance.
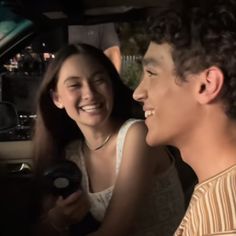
[145,110,155,118]
[80,104,101,112]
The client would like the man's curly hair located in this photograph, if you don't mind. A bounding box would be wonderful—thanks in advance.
[147,0,236,119]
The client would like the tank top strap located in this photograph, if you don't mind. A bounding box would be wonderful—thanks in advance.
[115,119,143,175]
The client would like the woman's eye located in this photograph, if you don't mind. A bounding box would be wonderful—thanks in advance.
[93,76,106,84]
[68,83,81,88]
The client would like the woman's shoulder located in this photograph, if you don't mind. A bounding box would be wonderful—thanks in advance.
[122,118,147,139]
[65,139,81,150]
[65,139,82,158]
[119,118,146,135]
[116,118,146,148]
[64,139,84,170]
[115,119,149,157]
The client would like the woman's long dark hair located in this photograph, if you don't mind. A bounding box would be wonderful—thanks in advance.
[33,43,142,174]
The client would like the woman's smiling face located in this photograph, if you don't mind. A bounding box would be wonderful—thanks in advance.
[52,54,114,128]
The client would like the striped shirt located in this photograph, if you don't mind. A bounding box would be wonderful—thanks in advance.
[174,164,236,236]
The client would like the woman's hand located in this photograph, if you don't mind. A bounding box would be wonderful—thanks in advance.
[47,190,90,231]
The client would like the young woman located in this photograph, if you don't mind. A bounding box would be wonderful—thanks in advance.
[33,43,184,236]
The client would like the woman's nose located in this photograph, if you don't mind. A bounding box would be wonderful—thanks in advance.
[81,82,95,100]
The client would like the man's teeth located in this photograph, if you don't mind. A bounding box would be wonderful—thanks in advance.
[80,104,101,112]
[145,110,155,118]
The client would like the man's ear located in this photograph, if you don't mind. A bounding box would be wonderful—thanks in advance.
[50,89,64,109]
[197,66,224,104]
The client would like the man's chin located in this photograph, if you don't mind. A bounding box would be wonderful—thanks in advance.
[146,135,156,147]
[146,133,165,147]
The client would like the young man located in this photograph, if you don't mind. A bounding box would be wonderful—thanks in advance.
[133,0,236,235]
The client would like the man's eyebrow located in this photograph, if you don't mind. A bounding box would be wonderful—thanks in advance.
[142,57,161,67]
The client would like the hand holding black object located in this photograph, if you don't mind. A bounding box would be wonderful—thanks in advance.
[43,160,82,198]
[43,160,100,235]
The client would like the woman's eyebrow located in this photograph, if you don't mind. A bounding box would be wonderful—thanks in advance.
[63,70,106,84]
[92,70,106,75]
[63,76,81,84]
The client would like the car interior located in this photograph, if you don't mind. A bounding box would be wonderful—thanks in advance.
[0,0,197,235]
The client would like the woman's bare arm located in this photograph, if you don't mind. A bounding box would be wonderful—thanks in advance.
[88,121,170,236]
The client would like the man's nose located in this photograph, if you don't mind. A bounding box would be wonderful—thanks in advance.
[133,80,146,102]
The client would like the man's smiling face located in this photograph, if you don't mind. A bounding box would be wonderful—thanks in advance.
[133,42,199,147]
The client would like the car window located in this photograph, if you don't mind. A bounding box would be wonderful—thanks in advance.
[0,5,30,40]
[0,16,148,141]
[0,3,33,52]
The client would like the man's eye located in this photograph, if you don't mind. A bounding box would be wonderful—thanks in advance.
[146,70,157,77]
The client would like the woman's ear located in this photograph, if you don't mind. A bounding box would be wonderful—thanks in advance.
[197,66,224,104]
[50,89,64,109]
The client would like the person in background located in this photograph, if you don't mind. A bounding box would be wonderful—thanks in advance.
[133,0,236,235]
[33,43,184,236]
[68,23,121,72]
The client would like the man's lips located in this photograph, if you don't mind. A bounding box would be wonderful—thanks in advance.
[144,109,155,118]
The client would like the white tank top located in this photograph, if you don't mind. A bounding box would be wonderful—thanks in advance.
[66,119,185,236]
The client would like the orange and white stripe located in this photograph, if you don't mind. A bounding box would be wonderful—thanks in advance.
[175,164,236,236]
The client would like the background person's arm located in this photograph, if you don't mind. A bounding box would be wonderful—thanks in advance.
[104,45,121,73]
[100,23,122,73]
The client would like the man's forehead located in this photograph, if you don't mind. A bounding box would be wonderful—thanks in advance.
[143,42,173,66]
[142,56,162,67]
